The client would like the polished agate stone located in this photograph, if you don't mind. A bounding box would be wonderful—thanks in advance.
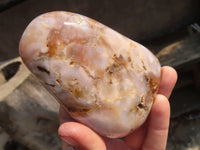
[19,11,161,138]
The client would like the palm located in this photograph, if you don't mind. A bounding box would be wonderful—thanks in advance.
[59,66,177,150]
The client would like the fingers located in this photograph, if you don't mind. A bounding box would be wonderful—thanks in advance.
[158,66,177,98]
[59,106,131,150]
[58,122,106,150]
[142,94,170,150]
[124,121,148,149]
[59,107,106,150]
[62,140,74,150]
[58,121,132,150]
[104,138,132,150]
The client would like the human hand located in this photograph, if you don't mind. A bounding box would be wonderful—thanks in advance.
[58,66,177,150]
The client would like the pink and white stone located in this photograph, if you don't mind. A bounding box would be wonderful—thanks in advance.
[19,11,161,138]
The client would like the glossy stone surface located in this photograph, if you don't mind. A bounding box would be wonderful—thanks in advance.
[19,11,161,138]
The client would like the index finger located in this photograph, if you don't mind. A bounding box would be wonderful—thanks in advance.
[158,66,177,98]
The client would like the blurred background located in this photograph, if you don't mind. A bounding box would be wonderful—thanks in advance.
[0,0,200,149]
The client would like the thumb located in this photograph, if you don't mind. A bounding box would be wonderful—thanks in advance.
[58,122,106,150]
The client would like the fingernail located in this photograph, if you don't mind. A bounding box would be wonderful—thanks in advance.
[61,136,78,147]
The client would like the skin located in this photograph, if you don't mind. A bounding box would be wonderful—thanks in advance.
[58,66,178,150]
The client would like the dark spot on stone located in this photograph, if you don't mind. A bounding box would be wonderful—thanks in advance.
[67,106,90,114]
[37,66,50,75]
[56,79,61,84]
[128,56,132,62]
[45,82,55,87]
[69,61,74,66]
[113,53,117,57]
[109,79,112,84]
[141,60,147,70]
[144,74,149,83]
[106,66,114,74]
[137,103,147,110]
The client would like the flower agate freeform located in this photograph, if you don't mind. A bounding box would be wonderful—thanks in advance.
[19,11,161,138]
